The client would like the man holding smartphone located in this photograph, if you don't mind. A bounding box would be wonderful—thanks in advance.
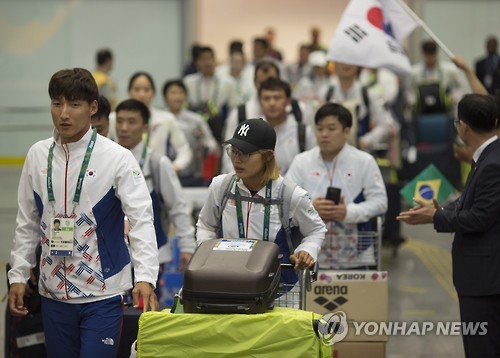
[287,103,387,269]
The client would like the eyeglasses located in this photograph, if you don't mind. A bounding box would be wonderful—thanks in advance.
[225,146,254,162]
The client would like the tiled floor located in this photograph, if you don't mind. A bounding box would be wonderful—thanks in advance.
[385,224,464,357]
[0,166,465,357]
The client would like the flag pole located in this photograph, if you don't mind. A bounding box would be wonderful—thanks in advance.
[394,0,455,59]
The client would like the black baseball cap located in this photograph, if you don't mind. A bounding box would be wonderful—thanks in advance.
[223,118,276,153]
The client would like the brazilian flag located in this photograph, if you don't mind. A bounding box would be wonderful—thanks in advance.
[400,164,456,206]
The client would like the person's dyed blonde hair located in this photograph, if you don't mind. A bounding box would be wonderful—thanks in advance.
[257,150,280,187]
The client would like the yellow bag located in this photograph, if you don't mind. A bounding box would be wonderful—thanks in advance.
[137,307,332,357]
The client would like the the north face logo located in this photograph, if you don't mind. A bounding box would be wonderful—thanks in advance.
[314,295,349,311]
[238,123,250,136]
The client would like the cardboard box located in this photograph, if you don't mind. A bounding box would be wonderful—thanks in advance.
[333,342,386,358]
[306,270,388,341]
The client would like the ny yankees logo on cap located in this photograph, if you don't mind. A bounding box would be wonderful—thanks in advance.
[223,118,276,154]
[238,124,250,136]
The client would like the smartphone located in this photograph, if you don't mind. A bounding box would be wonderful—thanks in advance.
[325,187,341,205]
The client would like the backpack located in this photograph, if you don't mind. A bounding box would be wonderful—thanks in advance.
[237,99,306,153]
[414,82,450,114]
[413,66,451,115]
[189,102,227,144]
[5,245,47,357]
[215,174,298,256]
[325,84,371,138]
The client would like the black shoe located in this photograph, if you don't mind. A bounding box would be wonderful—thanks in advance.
[391,235,407,247]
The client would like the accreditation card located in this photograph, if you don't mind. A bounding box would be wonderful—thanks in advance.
[49,217,74,256]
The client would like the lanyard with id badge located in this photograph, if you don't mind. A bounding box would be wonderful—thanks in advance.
[47,129,97,257]
[234,180,273,241]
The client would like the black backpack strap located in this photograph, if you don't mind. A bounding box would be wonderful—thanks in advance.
[149,152,173,236]
[325,85,335,102]
[216,174,238,237]
[149,152,162,201]
[237,104,246,124]
[358,85,371,139]
[278,177,298,256]
[290,99,303,123]
[290,99,306,153]
[361,85,370,113]
[297,122,306,153]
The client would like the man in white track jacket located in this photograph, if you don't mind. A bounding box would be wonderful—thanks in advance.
[287,103,387,269]
[114,98,196,268]
[8,68,159,358]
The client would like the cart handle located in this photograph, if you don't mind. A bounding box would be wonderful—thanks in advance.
[280,262,318,280]
[280,262,319,287]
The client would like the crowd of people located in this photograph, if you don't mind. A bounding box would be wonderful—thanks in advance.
[90,32,499,252]
[6,27,500,357]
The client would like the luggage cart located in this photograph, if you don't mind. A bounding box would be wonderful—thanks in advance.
[319,215,383,270]
[274,263,318,310]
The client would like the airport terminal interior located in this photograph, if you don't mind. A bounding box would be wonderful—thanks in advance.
[1,0,499,357]
[0,169,465,357]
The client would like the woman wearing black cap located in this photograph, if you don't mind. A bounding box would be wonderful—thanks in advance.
[196,118,326,271]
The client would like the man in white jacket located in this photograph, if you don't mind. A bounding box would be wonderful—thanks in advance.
[287,103,387,269]
[115,98,196,269]
[221,78,316,174]
[8,68,159,358]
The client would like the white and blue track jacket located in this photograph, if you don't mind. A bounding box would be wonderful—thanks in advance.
[9,127,159,303]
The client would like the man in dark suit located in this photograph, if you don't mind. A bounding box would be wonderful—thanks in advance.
[397,94,500,357]
[475,36,500,95]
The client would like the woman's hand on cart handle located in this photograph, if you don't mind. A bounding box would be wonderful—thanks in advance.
[289,251,315,270]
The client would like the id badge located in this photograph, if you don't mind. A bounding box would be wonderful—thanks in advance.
[49,217,74,256]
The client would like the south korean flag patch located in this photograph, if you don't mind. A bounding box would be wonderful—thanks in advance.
[86,169,97,178]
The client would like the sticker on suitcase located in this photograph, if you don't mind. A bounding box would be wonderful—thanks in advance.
[213,239,257,252]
